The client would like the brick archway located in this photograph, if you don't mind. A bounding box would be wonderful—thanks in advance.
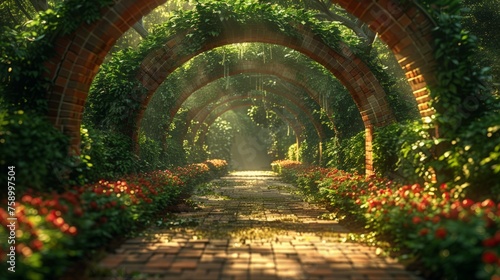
[133,21,393,139]
[181,85,325,144]
[192,100,305,147]
[193,100,306,157]
[197,101,306,165]
[186,91,325,146]
[156,60,339,143]
[43,0,436,175]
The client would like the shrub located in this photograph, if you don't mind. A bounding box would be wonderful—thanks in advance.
[274,162,500,279]
[443,111,500,200]
[80,126,139,182]
[372,123,405,178]
[0,159,228,279]
[163,138,187,167]
[138,133,166,172]
[364,183,500,279]
[0,110,75,193]
[287,143,299,161]
[324,137,342,168]
[338,131,365,174]
[271,160,303,183]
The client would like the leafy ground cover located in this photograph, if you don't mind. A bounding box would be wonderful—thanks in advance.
[0,159,227,280]
[272,160,500,279]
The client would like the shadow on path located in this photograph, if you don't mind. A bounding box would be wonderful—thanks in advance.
[93,171,422,280]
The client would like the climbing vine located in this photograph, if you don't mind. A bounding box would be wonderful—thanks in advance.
[86,0,393,138]
[0,0,114,113]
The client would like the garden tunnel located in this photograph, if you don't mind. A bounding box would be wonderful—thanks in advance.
[160,58,340,134]
[140,58,336,140]
[199,104,307,145]
[194,101,310,165]
[179,83,327,147]
[38,0,437,175]
[188,93,325,146]
[138,45,351,155]
[130,19,395,154]
[3,1,500,279]
[195,100,310,147]
[156,74,329,145]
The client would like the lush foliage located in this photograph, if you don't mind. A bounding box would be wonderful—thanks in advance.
[273,160,500,279]
[0,159,227,279]
[326,116,500,201]
[80,126,139,183]
[0,0,114,113]
[0,110,76,193]
[389,0,500,198]
[372,123,404,178]
[323,130,365,173]
[85,0,398,157]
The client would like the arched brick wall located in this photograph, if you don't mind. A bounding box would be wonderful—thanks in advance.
[42,0,436,175]
[186,90,325,145]
[134,22,394,138]
[335,0,436,118]
[194,100,305,148]
[152,60,334,143]
[158,60,338,140]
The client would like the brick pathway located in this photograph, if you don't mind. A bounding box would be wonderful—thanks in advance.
[94,171,421,280]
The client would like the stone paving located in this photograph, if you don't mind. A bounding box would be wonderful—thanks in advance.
[94,171,422,280]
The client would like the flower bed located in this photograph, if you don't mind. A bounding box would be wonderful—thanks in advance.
[0,159,227,280]
[272,160,500,279]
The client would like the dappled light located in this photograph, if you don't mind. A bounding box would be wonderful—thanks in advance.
[1,0,499,279]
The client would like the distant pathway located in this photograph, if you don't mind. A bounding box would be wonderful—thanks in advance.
[95,171,421,280]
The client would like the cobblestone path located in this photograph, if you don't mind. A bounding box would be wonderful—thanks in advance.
[95,171,421,280]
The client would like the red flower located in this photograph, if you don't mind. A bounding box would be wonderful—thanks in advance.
[481,199,495,208]
[73,207,83,217]
[31,197,42,206]
[419,228,429,236]
[30,239,43,251]
[435,227,447,239]
[68,226,78,236]
[462,199,475,208]
[61,223,70,233]
[90,201,98,210]
[40,207,48,215]
[53,217,65,227]
[45,210,56,222]
[482,251,498,264]
[495,231,500,243]
[21,195,33,203]
[412,216,422,224]
[448,208,460,219]
[431,216,440,224]
[483,237,498,247]
[442,192,450,200]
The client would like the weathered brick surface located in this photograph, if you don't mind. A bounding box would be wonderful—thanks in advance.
[94,172,422,280]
